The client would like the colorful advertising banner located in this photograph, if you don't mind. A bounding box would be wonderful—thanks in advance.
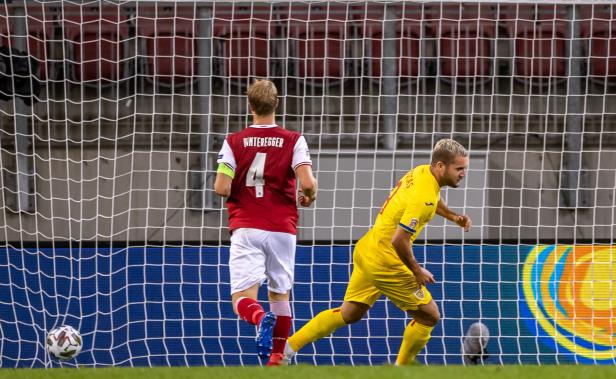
[520,245,616,363]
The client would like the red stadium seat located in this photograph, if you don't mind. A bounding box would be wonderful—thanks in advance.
[137,4,196,86]
[284,2,349,80]
[580,4,616,80]
[355,3,424,79]
[0,11,9,100]
[2,4,54,80]
[63,4,128,84]
[0,7,8,49]
[212,4,275,79]
[429,3,497,79]
[24,4,55,80]
[501,4,568,80]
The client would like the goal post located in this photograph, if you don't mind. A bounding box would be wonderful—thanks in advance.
[0,0,614,367]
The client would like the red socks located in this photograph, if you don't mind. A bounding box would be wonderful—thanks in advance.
[236,297,265,325]
[271,315,291,355]
[237,298,293,357]
[269,301,292,356]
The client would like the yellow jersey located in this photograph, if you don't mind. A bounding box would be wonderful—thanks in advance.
[356,164,441,268]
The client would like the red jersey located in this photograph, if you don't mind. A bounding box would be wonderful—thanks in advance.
[217,125,312,234]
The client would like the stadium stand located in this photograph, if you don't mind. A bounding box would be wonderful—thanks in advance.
[501,4,568,81]
[429,3,497,80]
[284,2,350,81]
[0,7,8,49]
[581,4,616,81]
[137,3,196,86]
[23,3,54,81]
[213,3,275,81]
[63,3,129,84]
[355,2,424,81]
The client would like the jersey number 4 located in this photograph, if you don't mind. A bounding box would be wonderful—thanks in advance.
[246,152,266,198]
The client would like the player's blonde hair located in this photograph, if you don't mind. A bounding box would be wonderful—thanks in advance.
[247,79,278,116]
[431,139,468,165]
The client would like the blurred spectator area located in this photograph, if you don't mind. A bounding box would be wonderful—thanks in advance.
[0,2,615,151]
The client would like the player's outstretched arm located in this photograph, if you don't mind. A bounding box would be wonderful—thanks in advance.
[436,199,471,232]
[214,165,233,197]
[296,164,317,207]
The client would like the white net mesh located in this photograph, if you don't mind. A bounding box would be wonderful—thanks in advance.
[0,0,614,367]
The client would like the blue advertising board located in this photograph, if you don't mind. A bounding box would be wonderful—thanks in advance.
[0,244,613,367]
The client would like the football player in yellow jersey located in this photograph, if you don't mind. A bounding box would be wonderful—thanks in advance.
[283,139,472,365]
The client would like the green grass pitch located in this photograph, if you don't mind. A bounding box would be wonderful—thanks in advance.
[1,366,615,379]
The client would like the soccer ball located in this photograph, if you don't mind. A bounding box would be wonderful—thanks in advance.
[461,322,490,365]
[46,325,83,360]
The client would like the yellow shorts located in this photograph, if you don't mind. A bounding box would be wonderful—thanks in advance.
[343,244,433,311]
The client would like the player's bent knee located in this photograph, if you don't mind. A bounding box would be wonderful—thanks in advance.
[341,302,370,324]
[342,312,363,324]
[430,312,441,326]
[414,300,440,326]
[423,309,440,327]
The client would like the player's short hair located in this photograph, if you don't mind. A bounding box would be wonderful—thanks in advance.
[431,139,468,165]
[247,79,278,116]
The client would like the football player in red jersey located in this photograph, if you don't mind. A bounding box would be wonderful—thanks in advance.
[214,79,317,366]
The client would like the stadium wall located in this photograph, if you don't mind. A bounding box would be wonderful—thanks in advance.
[0,148,614,242]
[0,1,615,242]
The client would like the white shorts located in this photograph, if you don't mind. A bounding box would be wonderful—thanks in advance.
[229,228,296,295]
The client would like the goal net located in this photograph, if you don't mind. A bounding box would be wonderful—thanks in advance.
[0,0,614,367]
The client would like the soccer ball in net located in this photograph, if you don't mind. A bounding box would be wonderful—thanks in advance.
[46,325,83,360]
[461,322,490,364]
